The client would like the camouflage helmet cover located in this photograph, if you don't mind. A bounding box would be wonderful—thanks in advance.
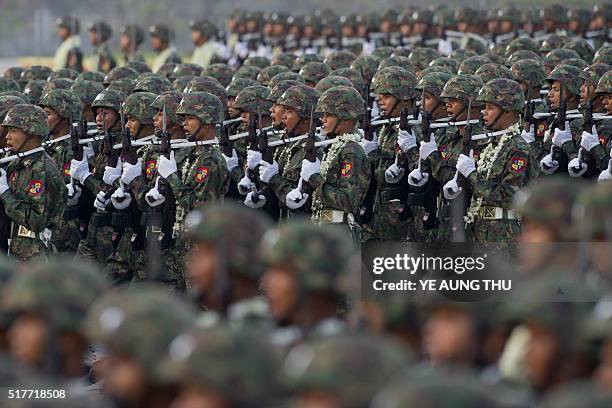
[202,63,235,87]
[415,71,454,97]
[39,88,83,121]
[226,78,259,98]
[595,70,612,94]
[91,89,127,114]
[122,91,157,125]
[372,66,418,100]
[2,104,49,137]
[233,85,272,113]
[440,74,485,103]
[176,91,224,124]
[298,62,331,85]
[477,78,525,112]
[546,64,583,96]
[277,84,321,118]
[315,75,354,94]
[150,91,183,125]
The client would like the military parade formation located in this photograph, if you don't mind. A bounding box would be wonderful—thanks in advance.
[0,3,612,406]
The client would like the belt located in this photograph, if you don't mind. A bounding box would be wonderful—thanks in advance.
[319,210,348,224]
[477,206,518,221]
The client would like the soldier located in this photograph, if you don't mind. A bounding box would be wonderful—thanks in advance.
[2,258,106,381]
[119,24,146,64]
[0,104,67,260]
[362,67,420,242]
[70,89,126,264]
[190,20,223,67]
[290,86,371,240]
[38,89,84,253]
[53,16,82,70]
[0,95,27,149]
[596,71,612,182]
[87,21,117,74]
[258,84,321,218]
[444,79,531,243]
[183,202,272,324]
[149,23,182,73]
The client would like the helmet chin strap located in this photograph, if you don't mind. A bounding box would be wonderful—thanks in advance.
[450,100,468,122]
[486,109,505,131]
[327,118,341,137]
[49,117,69,136]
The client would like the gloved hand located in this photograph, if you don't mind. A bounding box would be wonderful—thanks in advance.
[581,126,600,152]
[438,38,453,55]
[456,151,476,178]
[0,169,8,195]
[237,175,252,195]
[443,177,462,200]
[539,153,559,175]
[300,158,321,182]
[359,132,378,155]
[157,151,177,179]
[397,129,417,152]
[111,187,132,210]
[598,159,612,182]
[83,142,95,159]
[384,162,404,184]
[408,168,429,187]
[568,157,588,178]
[93,190,111,210]
[66,183,82,206]
[246,149,262,170]
[259,160,279,183]
[520,125,535,144]
[71,157,92,184]
[102,160,121,186]
[244,191,266,208]
[121,159,142,184]
[222,148,239,172]
[286,188,309,209]
[552,122,572,147]
[419,134,437,160]
[145,177,166,207]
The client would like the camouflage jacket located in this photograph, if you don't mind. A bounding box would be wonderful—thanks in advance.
[575,117,612,176]
[83,132,120,194]
[2,150,66,235]
[369,122,421,187]
[46,136,74,184]
[166,144,229,212]
[309,135,371,217]
[91,42,117,73]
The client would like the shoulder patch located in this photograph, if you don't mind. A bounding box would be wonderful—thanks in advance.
[439,145,448,161]
[510,157,527,173]
[27,180,44,196]
[145,160,157,177]
[340,161,353,177]
[63,162,71,177]
[194,166,209,183]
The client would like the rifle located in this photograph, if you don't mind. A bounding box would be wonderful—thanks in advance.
[102,111,118,201]
[523,81,535,132]
[76,117,94,239]
[550,83,567,170]
[298,107,316,199]
[357,86,377,224]
[417,92,439,229]
[577,69,594,173]
[219,120,234,157]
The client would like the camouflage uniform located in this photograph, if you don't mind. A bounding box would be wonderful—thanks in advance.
[39,89,83,253]
[149,24,182,73]
[362,67,420,242]
[88,22,117,73]
[0,104,66,260]
[594,71,612,180]
[119,24,146,64]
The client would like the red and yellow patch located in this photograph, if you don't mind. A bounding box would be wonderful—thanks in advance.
[599,135,606,147]
[537,123,547,139]
[340,161,352,177]
[194,167,209,183]
[63,162,71,177]
[439,145,448,161]
[510,157,527,173]
[145,160,157,177]
[27,180,44,196]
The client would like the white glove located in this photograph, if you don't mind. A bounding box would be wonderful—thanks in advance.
[144,177,166,207]
[384,162,404,184]
[222,148,239,172]
[259,160,279,183]
[568,156,588,178]
[581,126,600,152]
[456,151,476,178]
[397,129,417,152]
[66,183,82,206]
[121,159,142,185]
[438,38,453,56]
[520,125,535,144]
[111,187,132,210]
[408,168,430,187]
[359,132,378,156]
[598,160,612,182]
[419,134,437,160]
[83,142,95,159]
[286,187,309,209]
[300,158,321,182]
[237,175,252,195]
[157,151,177,179]
[443,178,462,200]
[539,153,559,175]
[244,191,266,208]
[70,157,92,184]
[0,169,8,195]
[102,160,121,186]
[552,122,572,147]
[93,190,111,210]
[246,149,262,170]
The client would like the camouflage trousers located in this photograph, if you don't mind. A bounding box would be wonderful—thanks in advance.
[362,189,412,242]
[51,218,81,254]
[468,219,521,243]
[76,215,114,265]
[9,236,49,262]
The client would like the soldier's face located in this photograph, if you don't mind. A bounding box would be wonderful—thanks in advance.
[423,92,440,115]
[191,30,204,45]
[151,36,164,51]
[423,308,475,364]
[377,93,400,117]
[126,116,142,135]
[604,93,612,114]
[172,384,228,408]
[96,107,119,131]
[7,314,48,368]
[154,110,172,133]
[482,103,504,128]
[240,111,251,126]
[457,22,469,32]
[400,24,412,36]
[499,21,513,34]
[413,22,428,35]
[5,127,28,152]
[186,241,218,295]
[89,31,100,46]
[341,26,354,37]
[262,266,299,323]
[524,323,559,389]
[228,97,239,118]
[282,107,301,133]
[321,113,339,135]
[103,353,148,405]
[445,98,465,119]
[580,82,596,106]
[119,35,131,51]
[43,107,64,135]
[568,20,580,33]
[547,82,563,110]
[183,115,203,136]
[271,104,286,127]
[58,27,70,40]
